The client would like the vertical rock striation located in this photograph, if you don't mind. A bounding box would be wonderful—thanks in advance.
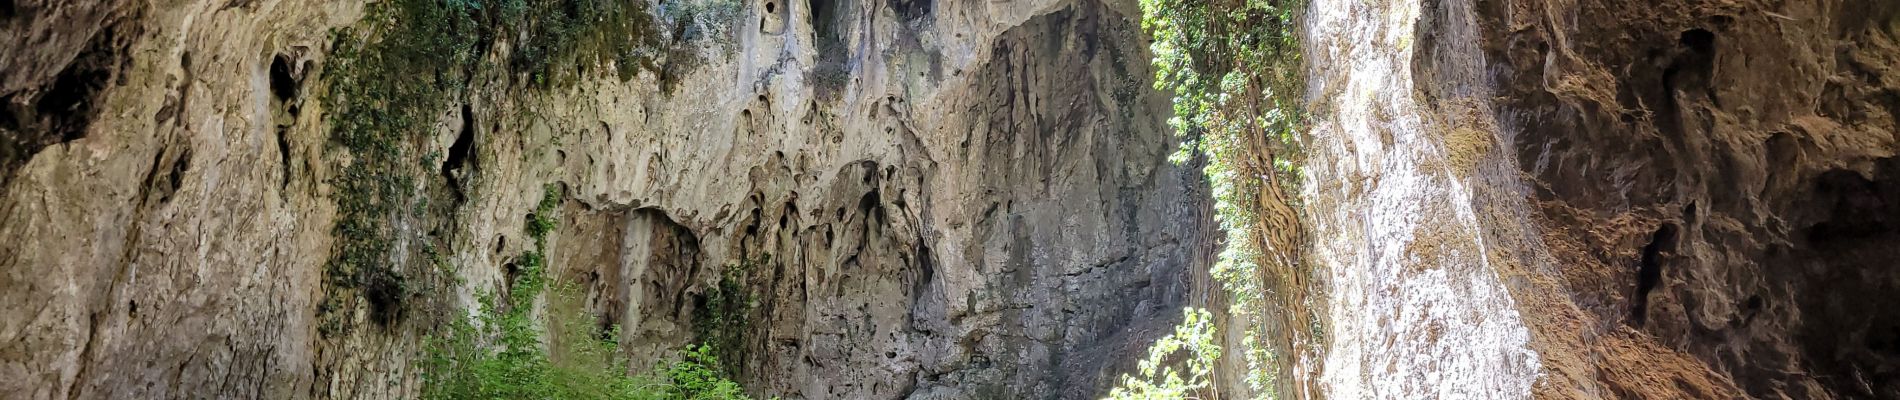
[1301,0,1543,396]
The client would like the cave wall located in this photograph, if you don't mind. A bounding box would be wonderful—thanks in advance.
[1291,0,1900,397]
[0,0,1221,399]
[1471,0,1900,397]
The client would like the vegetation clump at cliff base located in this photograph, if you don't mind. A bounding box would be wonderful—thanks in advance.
[420,185,755,400]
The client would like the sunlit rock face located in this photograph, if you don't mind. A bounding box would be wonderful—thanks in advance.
[0,0,1222,398]
[1301,0,1543,397]
[1298,0,1900,398]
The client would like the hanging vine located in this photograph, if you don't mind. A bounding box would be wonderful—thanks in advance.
[1133,0,1316,398]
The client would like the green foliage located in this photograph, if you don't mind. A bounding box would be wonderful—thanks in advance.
[1139,0,1308,397]
[693,254,768,375]
[1141,0,1306,228]
[664,345,750,400]
[509,184,563,305]
[529,184,561,244]
[319,0,475,331]
[421,187,755,400]
[420,286,756,400]
[1104,308,1222,400]
[499,0,667,85]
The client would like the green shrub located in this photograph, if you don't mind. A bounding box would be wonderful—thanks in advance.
[420,186,755,400]
[664,345,750,400]
[693,254,768,370]
[1103,308,1221,400]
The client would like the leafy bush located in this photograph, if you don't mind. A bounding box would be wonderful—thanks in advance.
[420,287,755,400]
[663,345,750,400]
[1104,308,1222,400]
[420,186,755,400]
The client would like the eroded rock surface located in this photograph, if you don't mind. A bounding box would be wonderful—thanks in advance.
[1296,0,1900,398]
[1478,0,1900,397]
[0,0,1220,399]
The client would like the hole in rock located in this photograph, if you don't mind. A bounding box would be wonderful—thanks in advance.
[160,149,192,204]
[442,104,477,199]
[1871,323,1900,356]
[364,268,406,326]
[1632,223,1679,326]
[1680,29,1715,54]
[1806,169,1895,242]
[889,0,931,22]
[269,54,298,100]
[277,127,292,190]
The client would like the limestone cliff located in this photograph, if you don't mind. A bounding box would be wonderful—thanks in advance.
[11,0,1900,398]
[0,0,1222,398]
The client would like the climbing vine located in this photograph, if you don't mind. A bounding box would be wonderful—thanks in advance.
[1133,0,1311,398]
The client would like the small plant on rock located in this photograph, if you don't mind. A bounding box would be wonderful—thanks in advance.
[1104,307,1222,400]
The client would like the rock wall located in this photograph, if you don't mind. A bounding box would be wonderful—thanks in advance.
[1300,0,1545,396]
[22,0,1889,397]
[1477,0,1900,397]
[0,0,1222,399]
[1296,0,1900,398]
